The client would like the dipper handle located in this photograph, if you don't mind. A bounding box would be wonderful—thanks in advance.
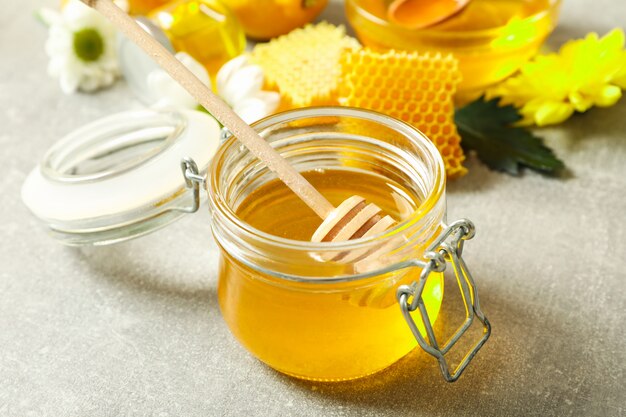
[80,0,335,219]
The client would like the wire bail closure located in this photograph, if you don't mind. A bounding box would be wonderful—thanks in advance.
[397,219,491,382]
[178,157,205,214]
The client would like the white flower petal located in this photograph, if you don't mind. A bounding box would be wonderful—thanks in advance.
[216,55,251,96]
[37,8,62,26]
[48,56,67,77]
[145,52,210,109]
[63,3,97,28]
[43,0,121,94]
[233,97,275,124]
[252,91,280,114]
[222,65,264,105]
[148,70,197,109]
[59,70,80,94]
[80,76,100,92]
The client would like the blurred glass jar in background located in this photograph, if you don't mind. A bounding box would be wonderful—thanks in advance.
[221,0,329,40]
[149,0,246,78]
[128,0,170,15]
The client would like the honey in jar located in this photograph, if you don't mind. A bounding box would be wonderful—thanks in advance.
[223,170,444,380]
[208,108,449,380]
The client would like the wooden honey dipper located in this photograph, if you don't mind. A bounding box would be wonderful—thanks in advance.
[82,0,396,248]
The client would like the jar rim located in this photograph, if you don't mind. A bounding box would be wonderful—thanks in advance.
[208,106,446,252]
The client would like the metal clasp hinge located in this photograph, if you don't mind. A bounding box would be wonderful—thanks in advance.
[178,157,205,214]
[397,219,491,382]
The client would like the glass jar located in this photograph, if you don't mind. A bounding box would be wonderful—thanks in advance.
[221,0,329,40]
[128,0,170,15]
[150,0,246,78]
[21,107,489,382]
[345,0,562,100]
[206,107,490,381]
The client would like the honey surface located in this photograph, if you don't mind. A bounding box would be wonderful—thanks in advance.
[217,169,444,380]
[236,169,418,241]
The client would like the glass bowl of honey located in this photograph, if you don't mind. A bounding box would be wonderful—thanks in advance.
[346,0,562,99]
[207,107,489,381]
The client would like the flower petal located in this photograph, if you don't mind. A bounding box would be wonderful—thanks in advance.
[594,84,622,107]
[59,69,81,94]
[63,1,103,30]
[489,29,626,126]
[252,91,280,113]
[221,65,264,105]
[613,69,626,89]
[216,55,250,96]
[599,28,625,52]
[37,8,62,26]
[148,69,197,109]
[568,91,593,112]
[233,97,274,124]
[42,0,122,94]
[533,101,575,126]
[146,52,210,109]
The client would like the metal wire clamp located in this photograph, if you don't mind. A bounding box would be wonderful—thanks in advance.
[178,157,205,214]
[397,219,491,382]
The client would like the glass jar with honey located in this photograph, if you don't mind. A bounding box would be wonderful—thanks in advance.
[149,0,246,78]
[346,0,562,100]
[21,107,490,382]
[207,107,490,381]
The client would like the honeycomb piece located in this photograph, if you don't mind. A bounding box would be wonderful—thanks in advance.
[251,22,360,109]
[339,49,467,179]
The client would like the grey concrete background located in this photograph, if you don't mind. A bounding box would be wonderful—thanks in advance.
[1,0,625,416]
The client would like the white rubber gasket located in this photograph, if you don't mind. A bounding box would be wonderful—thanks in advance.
[22,109,220,224]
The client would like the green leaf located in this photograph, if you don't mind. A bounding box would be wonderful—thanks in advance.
[455,97,565,176]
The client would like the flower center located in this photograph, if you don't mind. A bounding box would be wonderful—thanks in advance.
[73,28,104,62]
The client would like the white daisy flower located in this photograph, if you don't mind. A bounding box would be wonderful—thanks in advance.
[39,0,124,94]
[216,55,280,124]
[146,52,212,110]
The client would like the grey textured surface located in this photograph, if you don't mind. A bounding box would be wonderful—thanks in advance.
[2,0,626,416]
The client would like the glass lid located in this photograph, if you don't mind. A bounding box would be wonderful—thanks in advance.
[21,109,221,246]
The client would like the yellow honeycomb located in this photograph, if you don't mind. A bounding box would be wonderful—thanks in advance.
[251,22,360,109]
[339,49,467,179]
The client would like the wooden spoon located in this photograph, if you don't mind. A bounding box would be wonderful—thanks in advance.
[81,0,396,252]
[387,0,471,29]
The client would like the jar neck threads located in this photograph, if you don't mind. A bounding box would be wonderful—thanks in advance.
[208,107,446,283]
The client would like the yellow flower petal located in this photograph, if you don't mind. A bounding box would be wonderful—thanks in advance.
[611,61,626,88]
[568,91,593,112]
[594,84,622,107]
[599,28,625,52]
[489,28,626,125]
[532,100,575,126]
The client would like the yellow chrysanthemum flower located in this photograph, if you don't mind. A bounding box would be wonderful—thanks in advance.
[488,28,626,126]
